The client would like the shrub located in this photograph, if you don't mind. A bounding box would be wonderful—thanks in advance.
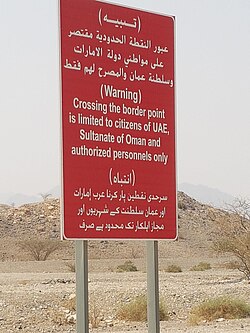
[131,246,142,259]
[189,296,250,325]
[190,262,211,271]
[51,296,102,327]
[223,261,241,270]
[63,296,76,312]
[18,239,64,261]
[178,202,187,210]
[212,198,250,279]
[213,234,250,279]
[89,301,102,328]
[65,261,76,272]
[117,295,168,322]
[166,264,182,273]
[39,193,52,201]
[116,260,138,272]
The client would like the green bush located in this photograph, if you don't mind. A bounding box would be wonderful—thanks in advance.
[116,260,138,272]
[190,262,211,271]
[117,295,168,322]
[189,296,250,325]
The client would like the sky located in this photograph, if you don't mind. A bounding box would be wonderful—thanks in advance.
[0,0,250,199]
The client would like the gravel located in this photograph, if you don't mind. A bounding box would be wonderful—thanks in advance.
[0,260,249,333]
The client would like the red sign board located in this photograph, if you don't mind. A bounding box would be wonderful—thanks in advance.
[60,0,177,239]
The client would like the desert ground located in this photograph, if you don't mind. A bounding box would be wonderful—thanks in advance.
[0,255,250,333]
[0,193,249,332]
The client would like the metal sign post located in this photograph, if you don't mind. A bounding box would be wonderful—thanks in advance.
[60,2,176,332]
[75,240,89,333]
[147,240,160,333]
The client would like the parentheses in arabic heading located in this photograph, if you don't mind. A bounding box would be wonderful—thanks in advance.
[137,16,141,33]
[132,169,136,186]
[100,84,104,99]
[138,89,142,104]
[98,8,103,26]
[109,168,113,185]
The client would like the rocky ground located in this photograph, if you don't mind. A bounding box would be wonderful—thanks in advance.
[0,260,249,333]
[0,193,249,332]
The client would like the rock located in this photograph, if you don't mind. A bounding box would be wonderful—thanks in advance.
[66,313,76,324]
[69,293,76,300]
[216,318,225,322]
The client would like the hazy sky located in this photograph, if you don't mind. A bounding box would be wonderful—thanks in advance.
[1,0,250,199]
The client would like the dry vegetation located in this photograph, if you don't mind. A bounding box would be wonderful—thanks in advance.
[166,264,182,273]
[1,193,250,332]
[190,262,211,271]
[213,198,250,279]
[117,294,169,322]
[189,296,250,325]
[116,260,138,272]
[18,239,64,261]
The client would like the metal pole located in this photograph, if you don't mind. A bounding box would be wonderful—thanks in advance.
[75,240,89,333]
[147,240,160,333]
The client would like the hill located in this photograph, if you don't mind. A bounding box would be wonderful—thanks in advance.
[0,192,228,262]
[179,183,235,208]
[1,193,249,333]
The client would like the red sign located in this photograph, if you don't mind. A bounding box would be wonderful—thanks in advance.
[60,0,177,239]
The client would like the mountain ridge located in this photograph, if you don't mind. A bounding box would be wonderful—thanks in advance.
[178,183,235,208]
[0,183,236,208]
